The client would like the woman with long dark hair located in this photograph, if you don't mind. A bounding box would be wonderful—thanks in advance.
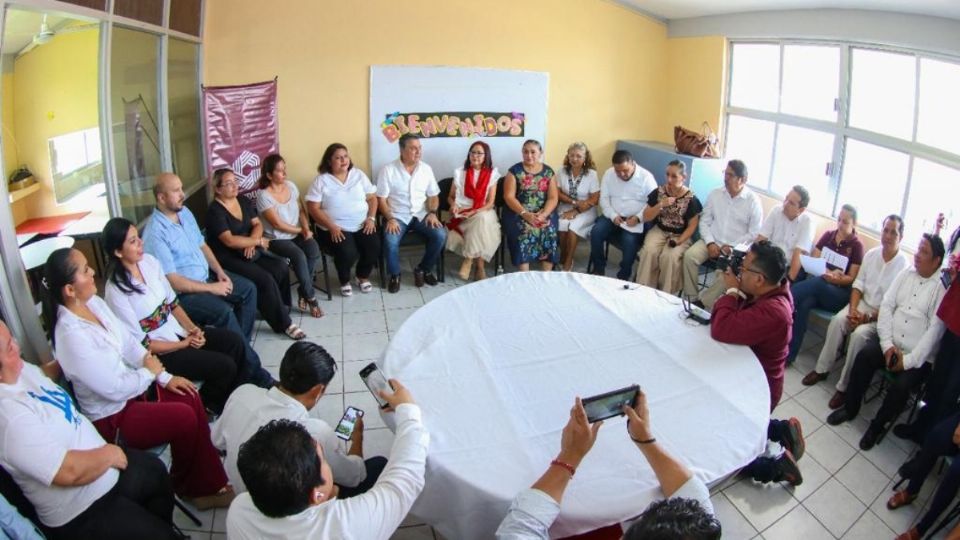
[256,154,323,317]
[206,168,305,340]
[41,248,234,510]
[101,217,248,414]
[502,139,560,271]
[446,141,501,281]
[305,143,380,296]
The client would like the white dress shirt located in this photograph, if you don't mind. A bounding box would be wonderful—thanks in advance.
[104,253,186,346]
[599,165,658,234]
[211,385,366,493]
[226,403,429,540]
[853,247,911,311]
[494,476,713,539]
[878,267,947,370]
[758,206,815,255]
[698,186,763,247]
[305,168,377,232]
[376,159,440,225]
[0,364,119,527]
[451,166,500,208]
[54,296,171,421]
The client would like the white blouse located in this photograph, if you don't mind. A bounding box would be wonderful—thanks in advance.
[257,181,303,241]
[451,167,500,209]
[54,296,171,421]
[305,168,376,232]
[104,253,186,347]
[556,168,599,202]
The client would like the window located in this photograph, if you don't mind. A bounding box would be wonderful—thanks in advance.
[725,41,960,240]
[48,127,103,203]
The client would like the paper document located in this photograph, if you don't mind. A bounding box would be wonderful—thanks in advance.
[800,255,827,277]
[821,247,849,273]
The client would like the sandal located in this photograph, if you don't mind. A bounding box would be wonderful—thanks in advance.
[340,283,353,297]
[305,297,323,318]
[359,280,373,293]
[298,296,309,314]
[284,324,307,340]
[887,489,917,510]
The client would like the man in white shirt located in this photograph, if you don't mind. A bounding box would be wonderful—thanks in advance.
[589,150,658,280]
[212,341,380,497]
[495,391,719,540]
[0,321,177,539]
[827,234,947,451]
[377,134,446,294]
[756,185,815,282]
[226,380,428,540]
[681,160,764,308]
[801,215,910,403]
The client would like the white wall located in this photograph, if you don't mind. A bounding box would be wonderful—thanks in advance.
[669,9,960,57]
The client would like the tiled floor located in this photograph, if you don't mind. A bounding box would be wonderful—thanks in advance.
[172,248,957,539]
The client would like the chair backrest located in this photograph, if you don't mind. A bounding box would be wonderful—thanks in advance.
[437,177,453,213]
[494,176,507,210]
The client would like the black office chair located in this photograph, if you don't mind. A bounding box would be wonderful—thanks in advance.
[492,178,508,275]
[376,179,450,288]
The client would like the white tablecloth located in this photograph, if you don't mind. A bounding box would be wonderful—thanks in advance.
[381,272,769,539]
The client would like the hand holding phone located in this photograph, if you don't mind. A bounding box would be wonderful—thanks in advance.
[335,406,364,441]
[359,362,393,409]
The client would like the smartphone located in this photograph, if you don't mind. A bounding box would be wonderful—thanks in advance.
[581,384,640,423]
[334,406,364,441]
[359,362,393,409]
[942,269,953,289]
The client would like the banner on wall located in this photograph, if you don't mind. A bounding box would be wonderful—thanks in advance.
[370,66,548,180]
[202,78,279,195]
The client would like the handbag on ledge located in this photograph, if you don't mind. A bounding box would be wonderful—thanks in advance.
[674,122,720,159]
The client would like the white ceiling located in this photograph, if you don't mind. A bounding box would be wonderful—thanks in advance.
[614,0,960,21]
[2,10,75,55]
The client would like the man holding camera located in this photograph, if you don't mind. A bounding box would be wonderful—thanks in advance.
[827,234,947,451]
[681,159,763,309]
[709,240,805,485]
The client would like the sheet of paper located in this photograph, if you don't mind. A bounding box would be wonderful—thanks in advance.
[821,246,850,272]
[800,255,827,277]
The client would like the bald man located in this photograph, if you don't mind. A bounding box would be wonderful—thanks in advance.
[142,173,273,389]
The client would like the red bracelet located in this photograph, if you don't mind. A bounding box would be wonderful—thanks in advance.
[550,459,576,476]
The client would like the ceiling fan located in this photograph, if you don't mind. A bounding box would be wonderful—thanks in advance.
[16,14,97,58]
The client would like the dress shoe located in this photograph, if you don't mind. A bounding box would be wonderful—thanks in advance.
[414,268,425,287]
[782,418,805,461]
[895,528,920,540]
[893,423,924,444]
[422,272,438,286]
[388,274,401,293]
[801,370,828,386]
[859,422,882,450]
[828,391,846,410]
[887,489,917,510]
[826,408,852,426]
[774,450,803,486]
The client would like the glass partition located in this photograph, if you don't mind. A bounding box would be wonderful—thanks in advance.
[110,26,162,224]
[168,38,203,194]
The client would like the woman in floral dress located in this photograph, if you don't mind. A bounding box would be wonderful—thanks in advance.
[502,139,560,271]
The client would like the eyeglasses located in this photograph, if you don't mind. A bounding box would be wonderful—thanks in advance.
[219,181,238,188]
[740,266,763,277]
[469,151,485,156]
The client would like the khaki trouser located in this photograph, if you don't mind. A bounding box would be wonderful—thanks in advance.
[812,302,879,392]
[636,226,692,294]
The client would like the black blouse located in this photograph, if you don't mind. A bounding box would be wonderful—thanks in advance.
[205,198,257,260]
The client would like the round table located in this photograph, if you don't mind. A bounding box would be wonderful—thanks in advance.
[381,272,770,539]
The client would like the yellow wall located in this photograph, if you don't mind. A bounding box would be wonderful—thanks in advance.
[203,0,668,188]
[9,27,99,222]
[662,36,726,143]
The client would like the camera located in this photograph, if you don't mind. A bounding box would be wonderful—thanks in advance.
[716,248,746,275]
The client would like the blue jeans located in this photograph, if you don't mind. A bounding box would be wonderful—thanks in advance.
[177,271,273,388]
[589,216,645,280]
[383,217,447,277]
[906,410,960,534]
[788,276,851,361]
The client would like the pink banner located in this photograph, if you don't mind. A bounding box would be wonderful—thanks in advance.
[202,79,279,196]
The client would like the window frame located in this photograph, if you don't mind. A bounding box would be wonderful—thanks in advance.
[723,38,960,235]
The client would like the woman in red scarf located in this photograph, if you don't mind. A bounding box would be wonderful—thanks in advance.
[446,141,502,281]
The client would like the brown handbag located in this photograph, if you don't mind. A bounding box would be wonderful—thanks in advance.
[674,122,720,159]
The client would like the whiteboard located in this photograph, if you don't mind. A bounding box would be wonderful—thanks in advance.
[369,66,549,181]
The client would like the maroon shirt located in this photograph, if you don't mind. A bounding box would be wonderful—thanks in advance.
[711,283,794,411]
[815,229,865,273]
